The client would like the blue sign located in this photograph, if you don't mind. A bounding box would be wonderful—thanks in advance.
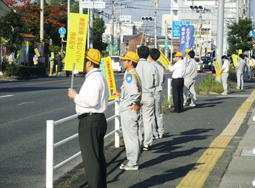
[172,21,190,38]
[58,27,66,35]
[252,29,255,36]
[179,25,194,57]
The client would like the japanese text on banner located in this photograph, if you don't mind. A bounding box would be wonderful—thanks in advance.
[213,61,221,77]
[99,57,117,100]
[65,13,88,71]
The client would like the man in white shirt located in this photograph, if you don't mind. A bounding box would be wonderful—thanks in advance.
[169,52,186,113]
[220,55,230,95]
[183,50,197,107]
[149,48,165,139]
[248,55,255,80]
[68,48,108,188]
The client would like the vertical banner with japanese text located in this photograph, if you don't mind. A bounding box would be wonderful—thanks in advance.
[179,25,194,58]
[213,61,221,77]
[99,57,117,100]
[65,13,88,71]
[232,54,238,67]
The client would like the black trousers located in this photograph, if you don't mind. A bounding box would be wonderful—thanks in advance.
[172,78,184,112]
[78,113,107,188]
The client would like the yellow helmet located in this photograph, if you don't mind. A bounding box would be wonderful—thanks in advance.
[175,52,183,57]
[120,51,140,63]
[85,48,101,65]
[185,49,191,53]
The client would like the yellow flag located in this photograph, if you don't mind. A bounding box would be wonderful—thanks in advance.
[232,54,238,67]
[65,13,88,72]
[34,48,40,57]
[99,57,117,100]
[158,50,169,70]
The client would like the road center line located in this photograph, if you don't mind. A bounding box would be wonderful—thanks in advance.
[176,89,255,188]
[0,95,14,98]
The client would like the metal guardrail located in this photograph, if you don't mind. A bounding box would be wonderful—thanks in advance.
[46,99,120,188]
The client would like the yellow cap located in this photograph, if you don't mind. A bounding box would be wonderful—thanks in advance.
[185,49,190,53]
[120,51,140,63]
[85,48,101,65]
[175,52,183,57]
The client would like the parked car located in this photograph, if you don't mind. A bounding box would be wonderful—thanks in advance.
[111,56,124,73]
[201,56,213,70]
[66,70,85,77]
[194,56,203,72]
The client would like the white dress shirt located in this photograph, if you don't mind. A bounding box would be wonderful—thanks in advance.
[169,59,186,79]
[222,60,230,73]
[74,68,108,115]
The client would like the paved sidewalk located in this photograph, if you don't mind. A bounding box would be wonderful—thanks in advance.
[54,80,255,188]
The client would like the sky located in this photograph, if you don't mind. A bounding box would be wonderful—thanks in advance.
[101,0,171,35]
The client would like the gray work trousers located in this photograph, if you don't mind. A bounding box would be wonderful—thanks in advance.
[183,78,196,105]
[152,93,164,137]
[138,94,155,146]
[222,72,229,93]
[120,109,140,167]
[236,71,243,89]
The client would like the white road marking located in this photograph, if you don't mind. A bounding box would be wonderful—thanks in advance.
[18,102,34,106]
[0,95,14,98]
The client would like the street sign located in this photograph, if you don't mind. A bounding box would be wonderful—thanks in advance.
[164,39,168,50]
[252,29,255,36]
[58,27,66,35]
[81,0,105,8]
[172,21,190,38]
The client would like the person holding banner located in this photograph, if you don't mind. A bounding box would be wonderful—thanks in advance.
[169,52,186,113]
[220,55,230,95]
[243,54,249,81]
[183,50,197,106]
[33,54,38,66]
[236,54,245,90]
[249,55,255,80]
[68,48,108,188]
[112,51,141,171]
[149,48,165,139]
[136,46,159,151]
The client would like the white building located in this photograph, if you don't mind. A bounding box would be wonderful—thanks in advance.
[162,0,238,56]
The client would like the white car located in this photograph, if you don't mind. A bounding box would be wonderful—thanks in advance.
[111,56,124,73]
[194,56,203,72]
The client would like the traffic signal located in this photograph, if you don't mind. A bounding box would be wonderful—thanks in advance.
[141,16,154,21]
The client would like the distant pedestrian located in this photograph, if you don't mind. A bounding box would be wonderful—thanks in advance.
[149,48,165,139]
[68,48,108,188]
[136,46,159,151]
[169,52,186,113]
[183,50,197,106]
[8,52,14,64]
[113,51,141,171]
[220,55,230,95]
[236,54,245,90]
[249,55,255,80]
[33,54,38,66]
[243,54,249,81]
[57,52,62,73]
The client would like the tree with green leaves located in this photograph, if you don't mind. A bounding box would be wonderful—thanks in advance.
[93,18,107,52]
[0,11,24,53]
[227,18,254,54]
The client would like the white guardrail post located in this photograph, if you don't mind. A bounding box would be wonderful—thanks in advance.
[46,120,54,188]
[168,78,172,108]
[114,99,120,148]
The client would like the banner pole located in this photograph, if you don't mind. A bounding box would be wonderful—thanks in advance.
[71,63,75,89]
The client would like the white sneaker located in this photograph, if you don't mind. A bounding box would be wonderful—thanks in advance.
[120,164,139,170]
[189,104,196,107]
[221,92,227,95]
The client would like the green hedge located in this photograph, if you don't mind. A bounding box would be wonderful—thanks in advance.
[4,65,46,78]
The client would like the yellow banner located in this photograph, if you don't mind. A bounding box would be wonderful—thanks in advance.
[213,61,221,77]
[65,13,88,71]
[232,54,238,67]
[99,57,117,100]
[34,48,40,57]
[238,49,242,56]
[158,50,169,70]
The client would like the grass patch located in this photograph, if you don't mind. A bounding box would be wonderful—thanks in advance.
[196,76,224,94]
[162,93,173,114]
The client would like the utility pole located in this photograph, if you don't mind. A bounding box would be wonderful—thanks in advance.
[236,0,239,23]
[240,0,244,18]
[110,0,114,56]
[216,0,225,83]
[117,3,121,56]
[40,0,44,43]
[154,0,158,48]
[170,0,173,63]
[165,23,168,58]
[89,4,93,48]
[199,10,202,57]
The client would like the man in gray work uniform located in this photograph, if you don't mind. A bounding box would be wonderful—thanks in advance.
[183,50,197,107]
[236,54,245,90]
[113,51,142,170]
[149,48,165,139]
[136,46,159,151]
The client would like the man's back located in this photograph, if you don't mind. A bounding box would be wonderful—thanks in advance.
[151,61,164,93]
[136,58,159,95]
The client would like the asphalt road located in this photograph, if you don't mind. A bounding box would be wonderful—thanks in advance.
[0,71,211,188]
